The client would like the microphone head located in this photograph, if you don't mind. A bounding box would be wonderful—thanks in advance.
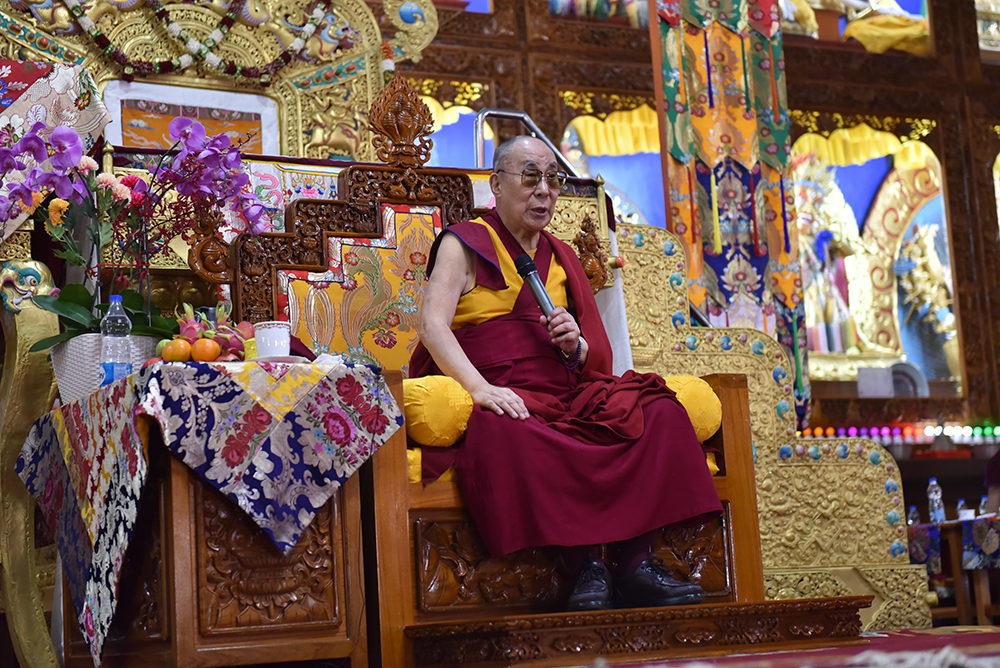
[514,253,537,278]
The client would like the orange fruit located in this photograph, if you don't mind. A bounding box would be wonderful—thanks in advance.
[191,338,222,362]
[162,339,192,362]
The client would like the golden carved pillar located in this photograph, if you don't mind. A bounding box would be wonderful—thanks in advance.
[0,256,60,668]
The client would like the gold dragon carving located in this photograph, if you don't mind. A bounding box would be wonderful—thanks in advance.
[0,261,61,668]
[1,0,439,161]
[616,223,930,628]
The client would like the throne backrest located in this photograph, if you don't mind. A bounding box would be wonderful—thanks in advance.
[616,223,916,586]
[189,76,615,373]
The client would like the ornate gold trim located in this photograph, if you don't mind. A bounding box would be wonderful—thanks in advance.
[0,262,60,668]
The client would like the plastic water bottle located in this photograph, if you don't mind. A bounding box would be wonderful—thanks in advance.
[957,498,968,515]
[907,505,921,526]
[100,294,132,385]
[927,477,946,526]
[981,495,990,516]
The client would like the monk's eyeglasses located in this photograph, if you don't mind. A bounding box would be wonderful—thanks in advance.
[495,168,567,190]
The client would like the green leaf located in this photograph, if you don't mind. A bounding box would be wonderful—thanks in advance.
[53,247,87,267]
[132,325,174,339]
[33,294,99,330]
[150,314,178,334]
[119,290,145,312]
[28,331,78,352]
[58,284,95,309]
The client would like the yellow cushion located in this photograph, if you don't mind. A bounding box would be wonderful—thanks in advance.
[403,373,722,446]
[664,374,723,442]
[402,375,475,447]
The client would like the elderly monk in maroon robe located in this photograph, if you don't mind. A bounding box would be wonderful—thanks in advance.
[410,136,722,611]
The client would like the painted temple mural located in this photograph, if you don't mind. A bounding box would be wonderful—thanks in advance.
[790,118,960,398]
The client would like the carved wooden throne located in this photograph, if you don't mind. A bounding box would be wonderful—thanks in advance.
[175,77,871,667]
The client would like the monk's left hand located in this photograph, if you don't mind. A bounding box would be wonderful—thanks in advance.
[541,307,580,357]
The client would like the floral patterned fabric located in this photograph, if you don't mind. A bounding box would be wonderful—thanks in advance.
[962,517,1000,570]
[17,360,401,667]
[0,61,111,240]
[908,523,942,576]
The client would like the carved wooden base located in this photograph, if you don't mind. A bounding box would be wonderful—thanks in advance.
[63,429,366,668]
[406,596,873,667]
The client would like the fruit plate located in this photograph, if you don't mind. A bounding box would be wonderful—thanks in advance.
[253,356,310,364]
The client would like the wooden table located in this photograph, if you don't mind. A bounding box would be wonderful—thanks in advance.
[934,521,1000,626]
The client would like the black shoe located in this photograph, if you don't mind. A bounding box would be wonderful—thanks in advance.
[615,557,704,608]
[566,560,613,612]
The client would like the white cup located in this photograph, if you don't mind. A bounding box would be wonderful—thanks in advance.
[255,321,291,358]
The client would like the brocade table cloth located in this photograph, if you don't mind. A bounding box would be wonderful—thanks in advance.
[17,360,402,667]
[961,516,1000,569]
[908,522,942,576]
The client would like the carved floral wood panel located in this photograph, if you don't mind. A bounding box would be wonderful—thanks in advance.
[196,483,342,632]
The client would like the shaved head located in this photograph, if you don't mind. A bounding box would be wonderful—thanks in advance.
[493,135,554,172]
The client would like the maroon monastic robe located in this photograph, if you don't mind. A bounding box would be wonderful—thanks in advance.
[410,209,722,557]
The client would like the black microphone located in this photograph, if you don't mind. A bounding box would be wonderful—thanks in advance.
[514,253,555,318]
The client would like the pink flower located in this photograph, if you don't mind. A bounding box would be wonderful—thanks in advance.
[322,406,356,446]
[95,172,120,188]
[360,406,390,434]
[111,183,131,201]
[77,156,98,173]
[221,437,249,466]
[118,173,147,190]
[373,330,396,349]
[341,276,358,291]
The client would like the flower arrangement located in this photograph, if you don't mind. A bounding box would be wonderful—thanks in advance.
[1,118,270,289]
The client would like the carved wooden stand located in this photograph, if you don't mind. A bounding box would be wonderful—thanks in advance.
[406,597,873,667]
[62,419,367,668]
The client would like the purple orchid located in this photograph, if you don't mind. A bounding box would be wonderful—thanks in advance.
[48,126,83,171]
[14,132,47,163]
[36,169,77,201]
[0,148,26,173]
[6,179,36,207]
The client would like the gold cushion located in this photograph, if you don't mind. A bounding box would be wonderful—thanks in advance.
[402,375,475,447]
[402,373,722,446]
[663,374,723,443]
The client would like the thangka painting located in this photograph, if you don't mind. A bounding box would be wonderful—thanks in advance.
[276,203,442,374]
[120,100,263,153]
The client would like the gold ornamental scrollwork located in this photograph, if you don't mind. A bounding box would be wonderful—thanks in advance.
[764,566,931,631]
[2,0,440,162]
[382,0,438,63]
[790,111,936,143]
[550,198,612,290]
[560,90,654,119]
[617,225,913,582]
[845,165,942,355]
[0,261,61,668]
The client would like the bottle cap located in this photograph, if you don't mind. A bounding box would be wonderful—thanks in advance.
[929,477,937,483]
[109,294,123,302]
[909,505,917,510]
